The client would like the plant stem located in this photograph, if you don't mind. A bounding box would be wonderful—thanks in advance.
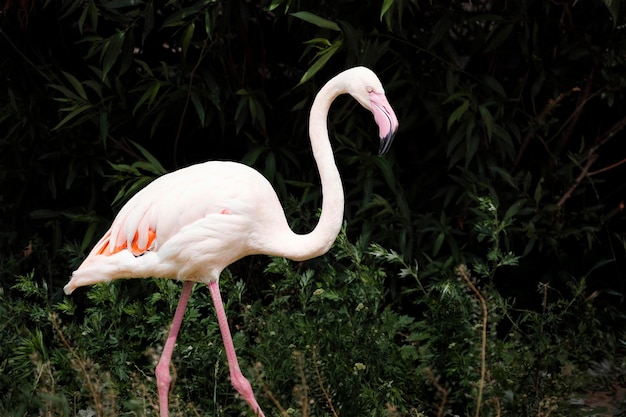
[457,265,488,417]
[425,367,448,417]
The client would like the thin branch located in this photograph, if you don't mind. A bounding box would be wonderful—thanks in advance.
[588,156,626,176]
[557,71,596,151]
[424,368,448,417]
[254,363,290,417]
[491,395,502,417]
[514,87,581,168]
[293,351,309,417]
[556,153,597,207]
[594,113,626,148]
[556,113,626,206]
[312,346,339,417]
[50,313,105,416]
[457,265,488,417]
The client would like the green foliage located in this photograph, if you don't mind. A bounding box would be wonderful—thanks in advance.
[2,0,626,416]
[247,231,419,416]
[372,198,624,417]
[2,204,622,416]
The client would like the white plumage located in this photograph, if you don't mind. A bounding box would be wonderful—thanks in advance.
[64,66,398,417]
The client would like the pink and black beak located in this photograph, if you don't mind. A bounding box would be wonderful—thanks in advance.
[370,91,399,155]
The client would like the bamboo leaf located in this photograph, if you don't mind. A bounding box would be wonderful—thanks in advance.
[111,177,153,207]
[101,31,125,80]
[77,1,89,34]
[134,59,154,77]
[442,91,469,105]
[478,105,494,140]
[489,166,517,189]
[129,140,167,175]
[433,232,445,257]
[248,98,257,122]
[268,1,281,11]
[204,8,212,37]
[142,0,155,43]
[242,146,266,166]
[299,40,342,85]
[52,104,93,130]
[526,180,539,207]
[81,222,98,253]
[446,124,466,157]
[99,111,109,143]
[103,0,143,8]
[481,75,506,97]
[190,92,206,126]
[133,82,161,114]
[49,84,84,103]
[503,199,526,224]
[265,152,276,182]
[291,11,341,31]
[182,22,195,59]
[303,37,332,47]
[447,100,469,130]
[162,0,214,27]
[586,258,615,275]
[485,22,513,53]
[380,0,394,21]
[373,157,396,190]
[465,131,479,167]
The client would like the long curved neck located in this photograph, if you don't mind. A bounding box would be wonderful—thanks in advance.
[278,76,346,261]
[308,77,346,248]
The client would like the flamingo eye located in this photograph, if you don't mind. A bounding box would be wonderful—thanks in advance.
[366,86,374,93]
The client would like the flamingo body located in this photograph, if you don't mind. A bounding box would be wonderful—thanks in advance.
[66,161,296,290]
[64,66,398,417]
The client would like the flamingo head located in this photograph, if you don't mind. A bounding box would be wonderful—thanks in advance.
[344,67,399,155]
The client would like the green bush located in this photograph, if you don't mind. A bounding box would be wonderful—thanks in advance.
[2,0,626,415]
[3,200,623,416]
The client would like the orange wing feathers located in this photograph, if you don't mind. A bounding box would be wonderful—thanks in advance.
[95,228,157,256]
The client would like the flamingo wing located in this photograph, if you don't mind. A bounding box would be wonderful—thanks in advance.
[83,161,286,262]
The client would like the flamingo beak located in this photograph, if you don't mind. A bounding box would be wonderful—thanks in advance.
[369,91,399,155]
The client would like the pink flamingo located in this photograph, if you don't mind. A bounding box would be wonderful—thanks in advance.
[64,66,398,417]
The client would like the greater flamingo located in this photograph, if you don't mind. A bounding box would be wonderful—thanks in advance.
[64,66,399,417]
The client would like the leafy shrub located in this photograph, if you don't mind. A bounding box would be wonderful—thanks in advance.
[3,200,623,416]
[2,0,626,416]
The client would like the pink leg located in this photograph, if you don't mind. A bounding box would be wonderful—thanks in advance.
[156,280,194,417]
[209,280,265,417]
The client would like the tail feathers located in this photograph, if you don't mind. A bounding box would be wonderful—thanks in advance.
[64,250,167,294]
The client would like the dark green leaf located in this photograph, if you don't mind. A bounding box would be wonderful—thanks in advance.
[190,92,206,126]
[291,11,341,31]
[380,0,394,21]
[478,105,494,140]
[101,31,126,80]
[447,100,469,130]
[52,104,93,130]
[485,22,514,53]
[103,0,144,9]
[142,0,155,43]
[299,40,342,85]
[182,22,195,59]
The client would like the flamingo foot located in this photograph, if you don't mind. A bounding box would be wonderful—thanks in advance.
[231,373,265,417]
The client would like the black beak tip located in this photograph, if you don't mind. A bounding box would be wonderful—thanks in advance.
[379,130,396,155]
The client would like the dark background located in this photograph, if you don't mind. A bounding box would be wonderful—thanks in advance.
[2,0,625,415]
